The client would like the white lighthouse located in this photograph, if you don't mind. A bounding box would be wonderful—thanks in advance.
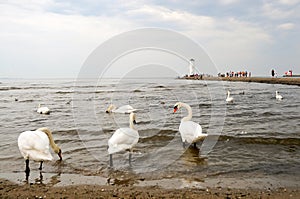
[189,58,195,76]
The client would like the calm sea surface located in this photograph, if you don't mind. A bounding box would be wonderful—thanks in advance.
[0,78,299,184]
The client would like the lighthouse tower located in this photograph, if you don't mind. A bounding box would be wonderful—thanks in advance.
[189,59,195,76]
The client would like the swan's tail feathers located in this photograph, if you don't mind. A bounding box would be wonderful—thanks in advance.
[194,134,208,142]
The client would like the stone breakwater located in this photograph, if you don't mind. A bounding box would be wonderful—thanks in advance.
[181,76,300,86]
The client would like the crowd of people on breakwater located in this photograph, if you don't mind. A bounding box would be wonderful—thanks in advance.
[218,71,251,78]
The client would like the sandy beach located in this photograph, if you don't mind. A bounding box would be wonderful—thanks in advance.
[182,76,300,86]
[1,178,300,199]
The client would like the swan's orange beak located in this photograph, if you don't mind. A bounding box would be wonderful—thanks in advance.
[173,106,178,113]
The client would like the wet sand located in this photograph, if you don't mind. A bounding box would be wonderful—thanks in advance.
[182,76,300,86]
[1,179,299,199]
[1,172,300,198]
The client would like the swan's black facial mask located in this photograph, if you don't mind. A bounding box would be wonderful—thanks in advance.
[173,106,178,113]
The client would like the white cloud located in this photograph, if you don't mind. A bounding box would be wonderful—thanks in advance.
[278,0,300,5]
[0,0,136,77]
[262,1,299,19]
[277,22,295,30]
[219,0,240,5]
[127,5,215,29]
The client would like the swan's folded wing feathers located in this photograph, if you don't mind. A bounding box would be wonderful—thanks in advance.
[18,130,53,161]
[179,121,203,143]
[108,128,139,154]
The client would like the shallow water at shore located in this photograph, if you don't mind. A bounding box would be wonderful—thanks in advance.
[0,78,299,188]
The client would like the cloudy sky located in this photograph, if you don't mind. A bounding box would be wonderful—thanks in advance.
[0,0,299,78]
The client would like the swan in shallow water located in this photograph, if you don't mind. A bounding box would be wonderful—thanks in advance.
[276,91,283,100]
[18,127,62,177]
[37,104,50,114]
[105,104,137,114]
[226,90,234,103]
[108,112,139,167]
[173,102,207,147]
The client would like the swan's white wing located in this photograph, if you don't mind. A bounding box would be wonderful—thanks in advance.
[114,105,137,113]
[37,107,50,114]
[276,95,283,100]
[108,128,139,154]
[226,97,234,102]
[18,131,53,161]
[179,121,205,143]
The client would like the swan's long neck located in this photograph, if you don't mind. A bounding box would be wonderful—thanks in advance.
[129,115,136,130]
[107,104,116,112]
[38,128,60,153]
[227,91,230,98]
[181,102,192,122]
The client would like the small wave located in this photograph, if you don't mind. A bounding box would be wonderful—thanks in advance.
[133,89,143,92]
[198,103,212,108]
[260,112,277,116]
[0,87,22,91]
[56,91,74,94]
[19,99,35,103]
[56,129,78,136]
[219,135,300,145]
[152,85,166,89]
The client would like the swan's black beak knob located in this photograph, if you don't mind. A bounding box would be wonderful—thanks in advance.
[173,106,178,113]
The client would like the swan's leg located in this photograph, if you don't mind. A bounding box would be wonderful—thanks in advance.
[39,161,43,170]
[129,152,132,166]
[39,171,43,182]
[109,154,113,167]
[25,159,30,173]
[182,141,186,148]
[25,159,30,181]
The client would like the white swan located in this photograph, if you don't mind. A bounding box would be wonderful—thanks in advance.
[18,127,62,174]
[37,104,50,114]
[276,91,283,100]
[106,104,137,114]
[226,90,234,103]
[108,112,139,166]
[173,102,207,147]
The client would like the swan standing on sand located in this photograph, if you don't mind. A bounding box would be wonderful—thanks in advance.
[226,90,234,103]
[173,102,207,148]
[108,112,139,167]
[106,104,137,114]
[276,91,283,100]
[37,104,50,114]
[18,127,62,176]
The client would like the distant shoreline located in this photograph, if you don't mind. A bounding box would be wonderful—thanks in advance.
[180,76,300,86]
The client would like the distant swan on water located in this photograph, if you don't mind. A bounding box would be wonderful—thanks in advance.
[173,102,207,148]
[276,91,283,100]
[37,104,50,114]
[106,104,137,114]
[108,112,139,167]
[226,90,234,103]
[18,127,62,179]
